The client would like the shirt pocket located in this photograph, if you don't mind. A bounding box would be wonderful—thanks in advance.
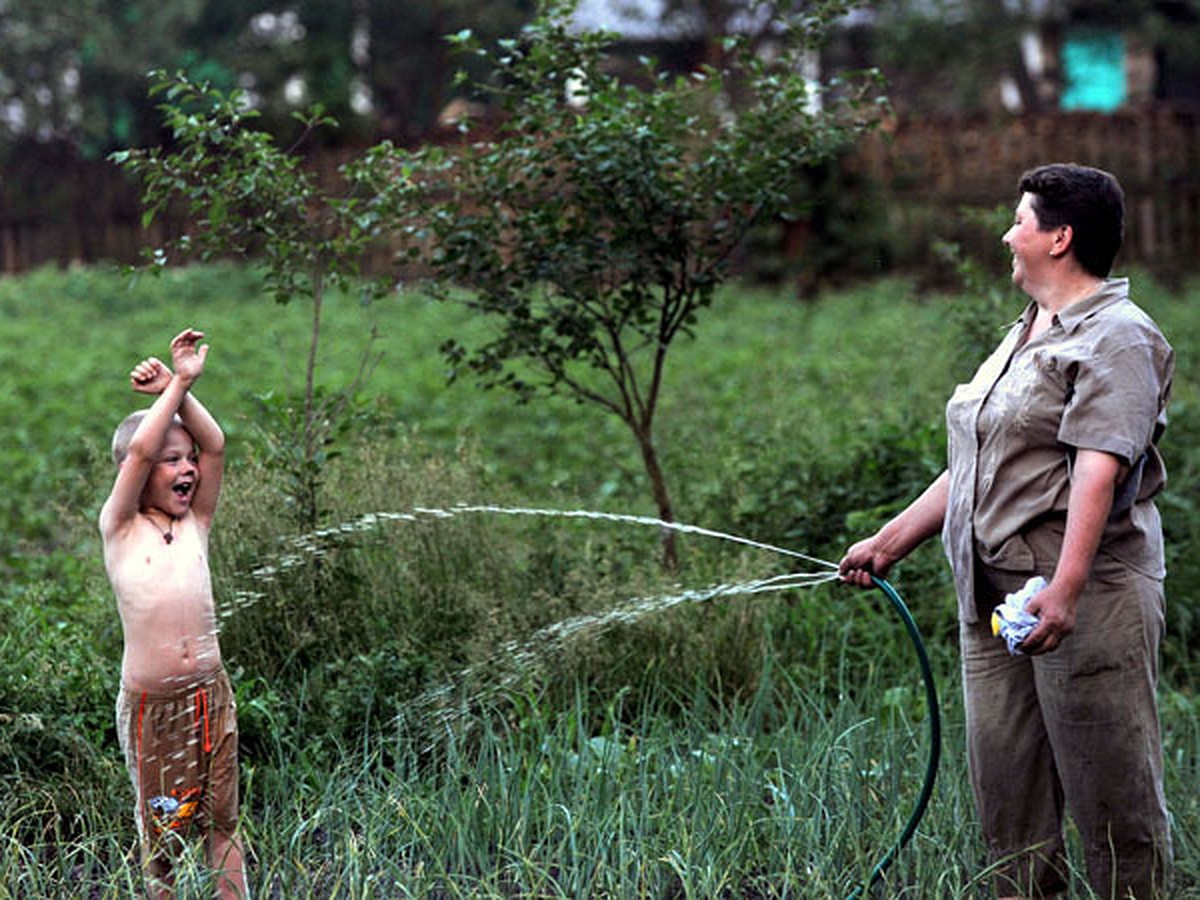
[1029,349,1072,401]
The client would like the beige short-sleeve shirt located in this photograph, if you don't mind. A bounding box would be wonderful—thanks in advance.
[943,278,1173,622]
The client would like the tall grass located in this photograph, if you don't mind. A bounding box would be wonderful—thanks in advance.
[1,662,957,898]
[7,672,1195,897]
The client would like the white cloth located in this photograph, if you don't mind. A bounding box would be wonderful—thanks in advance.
[991,576,1045,655]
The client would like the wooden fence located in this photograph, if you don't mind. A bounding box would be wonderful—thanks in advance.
[854,106,1200,275]
[0,150,146,273]
[3,106,1198,277]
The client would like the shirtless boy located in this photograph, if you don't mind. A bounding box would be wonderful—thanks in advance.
[100,328,248,899]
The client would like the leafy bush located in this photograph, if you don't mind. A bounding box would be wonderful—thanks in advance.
[0,567,118,793]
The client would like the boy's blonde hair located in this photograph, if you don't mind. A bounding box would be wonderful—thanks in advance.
[111,410,188,466]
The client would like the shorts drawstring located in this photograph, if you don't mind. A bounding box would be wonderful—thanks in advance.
[195,687,212,753]
[136,691,148,781]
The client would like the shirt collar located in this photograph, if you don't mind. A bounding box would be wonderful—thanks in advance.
[1013,277,1129,334]
[1051,277,1129,334]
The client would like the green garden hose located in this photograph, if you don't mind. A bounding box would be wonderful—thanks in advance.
[844,576,942,899]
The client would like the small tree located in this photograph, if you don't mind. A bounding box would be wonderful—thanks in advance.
[112,72,386,530]
[352,0,884,567]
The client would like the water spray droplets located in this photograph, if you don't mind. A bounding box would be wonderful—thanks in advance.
[402,566,839,743]
[232,503,837,586]
[220,503,842,744]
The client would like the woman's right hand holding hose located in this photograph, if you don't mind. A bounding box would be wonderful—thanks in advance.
[839,535,895,588]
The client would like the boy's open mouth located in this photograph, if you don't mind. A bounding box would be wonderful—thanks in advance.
[172,482,194,499]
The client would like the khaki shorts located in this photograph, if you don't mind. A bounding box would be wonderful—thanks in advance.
[961,529,1171,898]
[116,667,240,871]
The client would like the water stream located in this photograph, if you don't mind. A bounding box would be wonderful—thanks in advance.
[222,503,842,742]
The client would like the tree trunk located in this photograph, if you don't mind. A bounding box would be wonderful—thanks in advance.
[634,426,678,571]
[301,268,325,531]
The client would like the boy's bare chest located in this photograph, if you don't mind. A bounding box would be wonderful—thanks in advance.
[106,518,213,609]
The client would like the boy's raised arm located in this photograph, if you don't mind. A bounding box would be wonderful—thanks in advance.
[170,329,224,527]
[180,391,224,528]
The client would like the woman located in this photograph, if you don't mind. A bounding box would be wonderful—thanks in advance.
[840,164,1173,898]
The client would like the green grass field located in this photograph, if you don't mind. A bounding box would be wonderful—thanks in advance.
[2,263,1199,897]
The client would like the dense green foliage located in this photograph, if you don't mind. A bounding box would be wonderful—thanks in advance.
[7,0,1198,163]
[0,0,538,162]
[2,264,1199,895]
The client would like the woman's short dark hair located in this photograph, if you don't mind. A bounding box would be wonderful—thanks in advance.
[1018,163,1125,278]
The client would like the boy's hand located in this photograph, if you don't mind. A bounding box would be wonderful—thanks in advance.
[170,328,210,385]
[130,357,172,394]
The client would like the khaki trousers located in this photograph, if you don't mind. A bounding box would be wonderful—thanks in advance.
[961,543,1171,898]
